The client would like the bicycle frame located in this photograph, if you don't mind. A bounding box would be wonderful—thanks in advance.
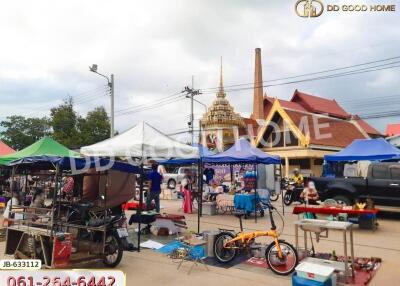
[222,204,284,258]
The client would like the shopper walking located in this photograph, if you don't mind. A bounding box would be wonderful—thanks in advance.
[146,163,163,213]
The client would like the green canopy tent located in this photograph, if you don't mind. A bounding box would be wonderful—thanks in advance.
[0,136,80,165]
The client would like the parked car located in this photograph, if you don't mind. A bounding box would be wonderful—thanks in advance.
[312,162,400,207]
[163,166,197,189]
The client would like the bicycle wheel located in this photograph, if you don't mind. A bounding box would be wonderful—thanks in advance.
[269,190,279,201]
[265,240,298,276]
[214,232,237,263]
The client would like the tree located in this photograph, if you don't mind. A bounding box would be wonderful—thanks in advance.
[0,115,52,150]
[50,97,81,149]
[78,106,111,146]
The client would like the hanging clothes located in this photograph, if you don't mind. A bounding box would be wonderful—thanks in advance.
[357,161,371,178]
[343,163,357,177]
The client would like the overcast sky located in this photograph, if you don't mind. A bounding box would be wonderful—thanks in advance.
[1,0,399,142]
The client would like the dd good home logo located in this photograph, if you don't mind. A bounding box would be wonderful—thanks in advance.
[295,0,324,17]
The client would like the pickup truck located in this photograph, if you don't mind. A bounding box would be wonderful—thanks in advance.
[312,162,400,207]
[162,166,197,189]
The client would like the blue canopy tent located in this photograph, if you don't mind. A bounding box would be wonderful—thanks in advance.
[324,138,400,162]
[203,138,280,164]
[203,138,282,221]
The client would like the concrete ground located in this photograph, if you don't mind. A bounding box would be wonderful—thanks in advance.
[1,198,400,286]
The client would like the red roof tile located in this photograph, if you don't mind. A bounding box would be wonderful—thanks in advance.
[0,140,15,156]
[291,90,351,119]
[386,123,400,136]
[352,115,381,136]
[285,110,367,148]
[263,96,307,117]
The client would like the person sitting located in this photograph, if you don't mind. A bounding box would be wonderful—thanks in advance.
[291,168,304,188]
[300,181,320,205]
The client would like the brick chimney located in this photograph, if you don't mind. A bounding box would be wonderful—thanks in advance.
[252,48,264,120]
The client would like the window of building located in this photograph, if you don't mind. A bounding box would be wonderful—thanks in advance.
[314,159,324,165]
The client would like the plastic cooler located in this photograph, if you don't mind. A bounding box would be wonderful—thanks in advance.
[292,273,334,286]
[295,262,335,283]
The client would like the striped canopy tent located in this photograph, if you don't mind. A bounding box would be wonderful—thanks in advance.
[0,140,15,156]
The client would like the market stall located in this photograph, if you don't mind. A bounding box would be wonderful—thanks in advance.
[4,155,140,268]
[80,121,199,251]
[0,137,81,224]
[202,138,281,223]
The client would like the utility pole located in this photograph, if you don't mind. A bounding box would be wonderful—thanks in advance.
[110,74,115,138]
[89,64,115,138]
[190,76,194,145]
[183,83,201,145]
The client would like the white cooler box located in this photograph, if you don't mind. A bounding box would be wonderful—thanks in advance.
[295,262,335,283]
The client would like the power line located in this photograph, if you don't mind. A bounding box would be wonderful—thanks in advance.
[114,91,184,114]
[115,96,187,117]
[200,55,400,92]
[203,63,400,95]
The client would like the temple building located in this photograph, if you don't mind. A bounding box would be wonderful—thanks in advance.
[200,60,245,151]
[250,49,382,177]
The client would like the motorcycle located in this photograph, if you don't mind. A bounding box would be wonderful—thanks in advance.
[65,202,130,267]
[282,179,304,206]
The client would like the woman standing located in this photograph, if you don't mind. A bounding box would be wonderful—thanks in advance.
[182,169,192,214]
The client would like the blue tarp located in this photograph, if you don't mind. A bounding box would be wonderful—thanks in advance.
[324,138,400,162]
[159,143,214,164]
[9,155,141,173]
[202,138,281,165]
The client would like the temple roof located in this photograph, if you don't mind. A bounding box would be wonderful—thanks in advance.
[201,59,245,129]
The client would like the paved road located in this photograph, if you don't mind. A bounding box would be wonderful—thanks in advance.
[1,199,400,286]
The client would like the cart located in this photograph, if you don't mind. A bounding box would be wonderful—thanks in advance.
[4,156,140,268]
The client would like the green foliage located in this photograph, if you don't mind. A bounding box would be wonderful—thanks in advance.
[78,106,111,146]
[50,97,81,149]
[0,97,111,150]
[0,115,51,150]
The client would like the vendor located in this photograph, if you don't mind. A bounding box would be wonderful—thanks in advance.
[62,176,75,201]
[300,181,320,205]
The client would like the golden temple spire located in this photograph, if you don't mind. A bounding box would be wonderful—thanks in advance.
[217,56,226,98]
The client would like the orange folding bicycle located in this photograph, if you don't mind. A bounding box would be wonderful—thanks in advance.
[213,203,298,275]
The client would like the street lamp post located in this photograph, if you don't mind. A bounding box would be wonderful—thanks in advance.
[89,64,115,138]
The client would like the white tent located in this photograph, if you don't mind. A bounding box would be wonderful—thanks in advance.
[81,121,198,159]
